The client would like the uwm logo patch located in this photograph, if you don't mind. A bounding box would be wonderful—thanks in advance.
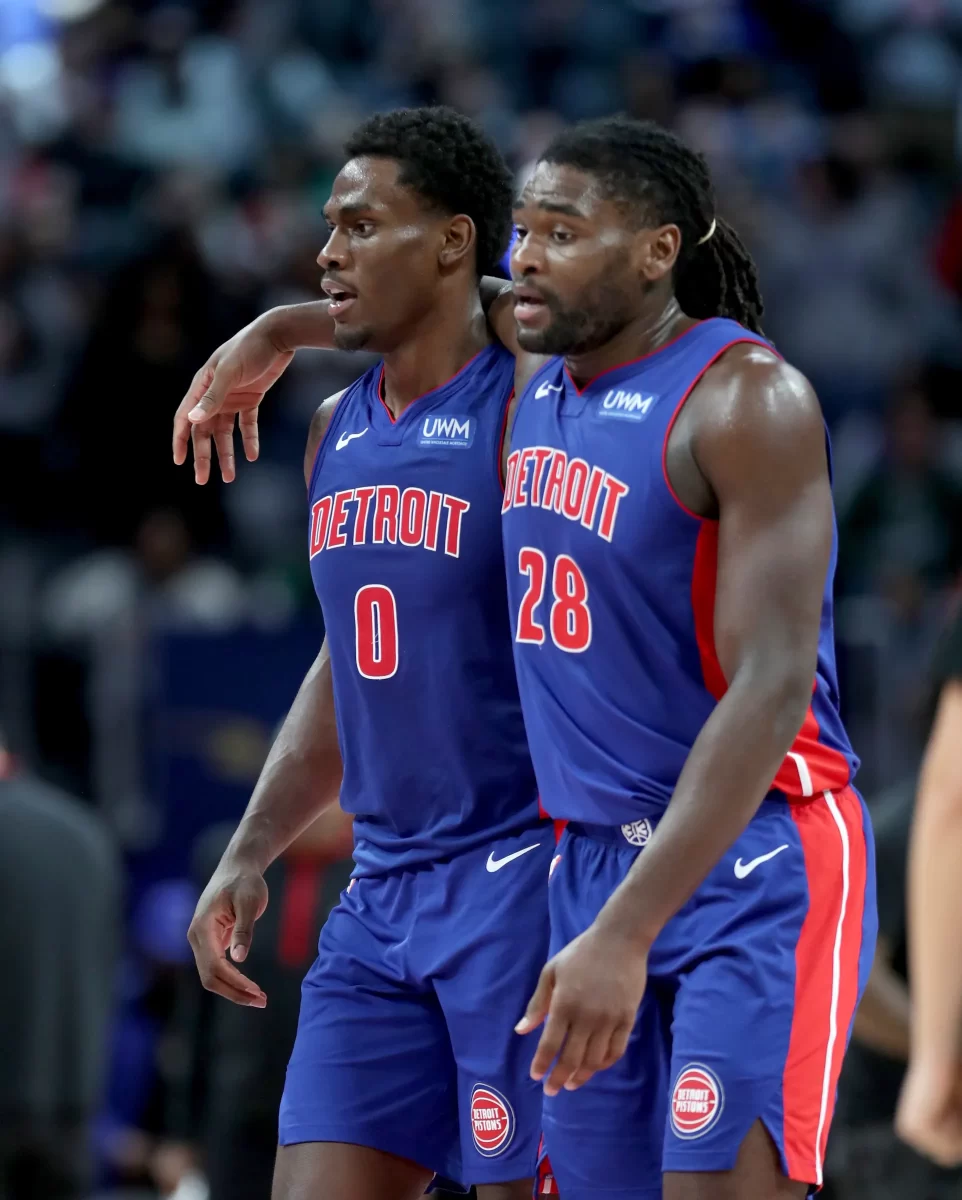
[419,414,474,448]
[597,389,657,421]
[471,1083,514,1157]
[670,1063,724,1140]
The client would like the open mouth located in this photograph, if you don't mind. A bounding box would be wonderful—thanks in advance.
[322,279,358,318]
[513,285,549,326]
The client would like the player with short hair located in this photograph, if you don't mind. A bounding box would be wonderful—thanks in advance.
[500,116,877,1200]
[178,114,878,1200]
[181,106,554,1200]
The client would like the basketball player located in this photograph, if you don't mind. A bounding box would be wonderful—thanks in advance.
[175,116,878,1199]
[181,107,554,1200]
[496,117,878,1199]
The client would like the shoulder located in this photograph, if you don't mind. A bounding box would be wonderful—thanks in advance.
[304,388,348,486]
[691,343,825,471]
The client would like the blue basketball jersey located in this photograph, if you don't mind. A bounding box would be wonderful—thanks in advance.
[308,343,541,875]
[501,318,858,826]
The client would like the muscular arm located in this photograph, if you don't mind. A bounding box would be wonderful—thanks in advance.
[188,398,345,1002]
[906,680,962,1069]
[596,350,832,948]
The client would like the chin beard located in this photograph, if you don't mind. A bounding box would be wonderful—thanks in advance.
[517,308,629,357]
[333,324,373,352]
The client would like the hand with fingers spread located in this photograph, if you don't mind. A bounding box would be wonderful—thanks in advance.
[172,313,296,484]
[515,923,647,1096]
[187,853,270,1007]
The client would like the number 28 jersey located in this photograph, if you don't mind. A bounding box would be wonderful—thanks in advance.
[502,318,858,826]
[308,344,541,875]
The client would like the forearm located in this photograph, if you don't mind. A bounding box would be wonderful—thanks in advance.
[853,946,911,1060]
[907,748,962,1067]
[225,643,342,871]
[597,669,810,948]
[263,301,336,353]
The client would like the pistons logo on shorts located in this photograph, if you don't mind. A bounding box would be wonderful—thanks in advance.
[470,1083,515,1157]
[670,1063,724,1139]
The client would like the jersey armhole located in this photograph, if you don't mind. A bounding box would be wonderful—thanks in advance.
[660,336,776,522]
[497,389,514,492]
[307,389,349,498]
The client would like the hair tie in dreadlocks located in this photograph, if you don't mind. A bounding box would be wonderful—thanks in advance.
[539,116,765,336]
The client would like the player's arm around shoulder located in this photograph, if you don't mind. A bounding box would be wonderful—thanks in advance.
[691,344,832,702]
[480,276,551,473]
[304,389,348,487]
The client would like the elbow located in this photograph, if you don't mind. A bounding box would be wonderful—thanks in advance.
[734,655,814,746]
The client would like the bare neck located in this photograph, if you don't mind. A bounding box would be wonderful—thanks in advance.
[565,294,696,389]
[380,287,489,418]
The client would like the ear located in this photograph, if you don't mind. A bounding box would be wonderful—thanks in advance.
[634,223,682,284]
[439,214,477,271]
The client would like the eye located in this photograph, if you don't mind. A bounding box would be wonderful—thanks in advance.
[513,225,528,240]
[550,229,575,244]
[353,221,375,237]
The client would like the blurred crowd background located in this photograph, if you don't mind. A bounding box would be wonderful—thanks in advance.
[1,0,961,1197]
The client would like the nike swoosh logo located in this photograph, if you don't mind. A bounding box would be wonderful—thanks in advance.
[336,428,368,450]
[486,844,541,873]
[535,381,563,399]
[733,844,789,879]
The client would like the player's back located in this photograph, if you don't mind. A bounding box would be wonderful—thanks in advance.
[310,343,540,873]
[502,318,857,825]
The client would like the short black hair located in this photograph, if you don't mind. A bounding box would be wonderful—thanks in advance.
[344,106,513,278]
[540,116,765,335]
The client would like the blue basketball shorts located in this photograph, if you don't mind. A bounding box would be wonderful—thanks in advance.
[535,786,877,1199]
[279,826,556,1188]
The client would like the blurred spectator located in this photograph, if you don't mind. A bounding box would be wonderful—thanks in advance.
[165,808,353,1200]
[0,725,120,1200]
[838,376,962,602]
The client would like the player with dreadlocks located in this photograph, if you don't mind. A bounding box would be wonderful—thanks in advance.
[175,115,876,1200]
[502,117,877,1199]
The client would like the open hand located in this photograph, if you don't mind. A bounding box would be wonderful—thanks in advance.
[516,923,647,1095]
[173,315,295,484]
[187,855,269,1007]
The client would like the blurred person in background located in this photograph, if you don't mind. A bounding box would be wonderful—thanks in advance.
[0,724,120,1200]
[896,605,962,1170]
[163,806,353,1200]
[827,609,962,1199]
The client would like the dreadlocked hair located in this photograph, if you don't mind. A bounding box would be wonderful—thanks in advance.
[540,116,765,336]
[345,106,513,278]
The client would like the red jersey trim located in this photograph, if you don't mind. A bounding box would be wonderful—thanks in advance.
[376,346,488,423]
[782,786,868,1187]
[690,524,852,796]
[497,390,514,491]
[660,336,768,521]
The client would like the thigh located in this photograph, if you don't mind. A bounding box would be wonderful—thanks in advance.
[272,1141,431,1200]
[663,1120,806,1200]
[433,832,555,1188]
[280,875,461,1184]
[660,787,875,1192]
[536,831,668,1200]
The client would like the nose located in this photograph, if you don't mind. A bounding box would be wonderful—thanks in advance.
[317,227,349,273]
[511,228,544,279]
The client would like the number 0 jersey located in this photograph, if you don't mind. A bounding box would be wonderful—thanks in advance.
[308,343,541,874]
[501,318,858,825]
